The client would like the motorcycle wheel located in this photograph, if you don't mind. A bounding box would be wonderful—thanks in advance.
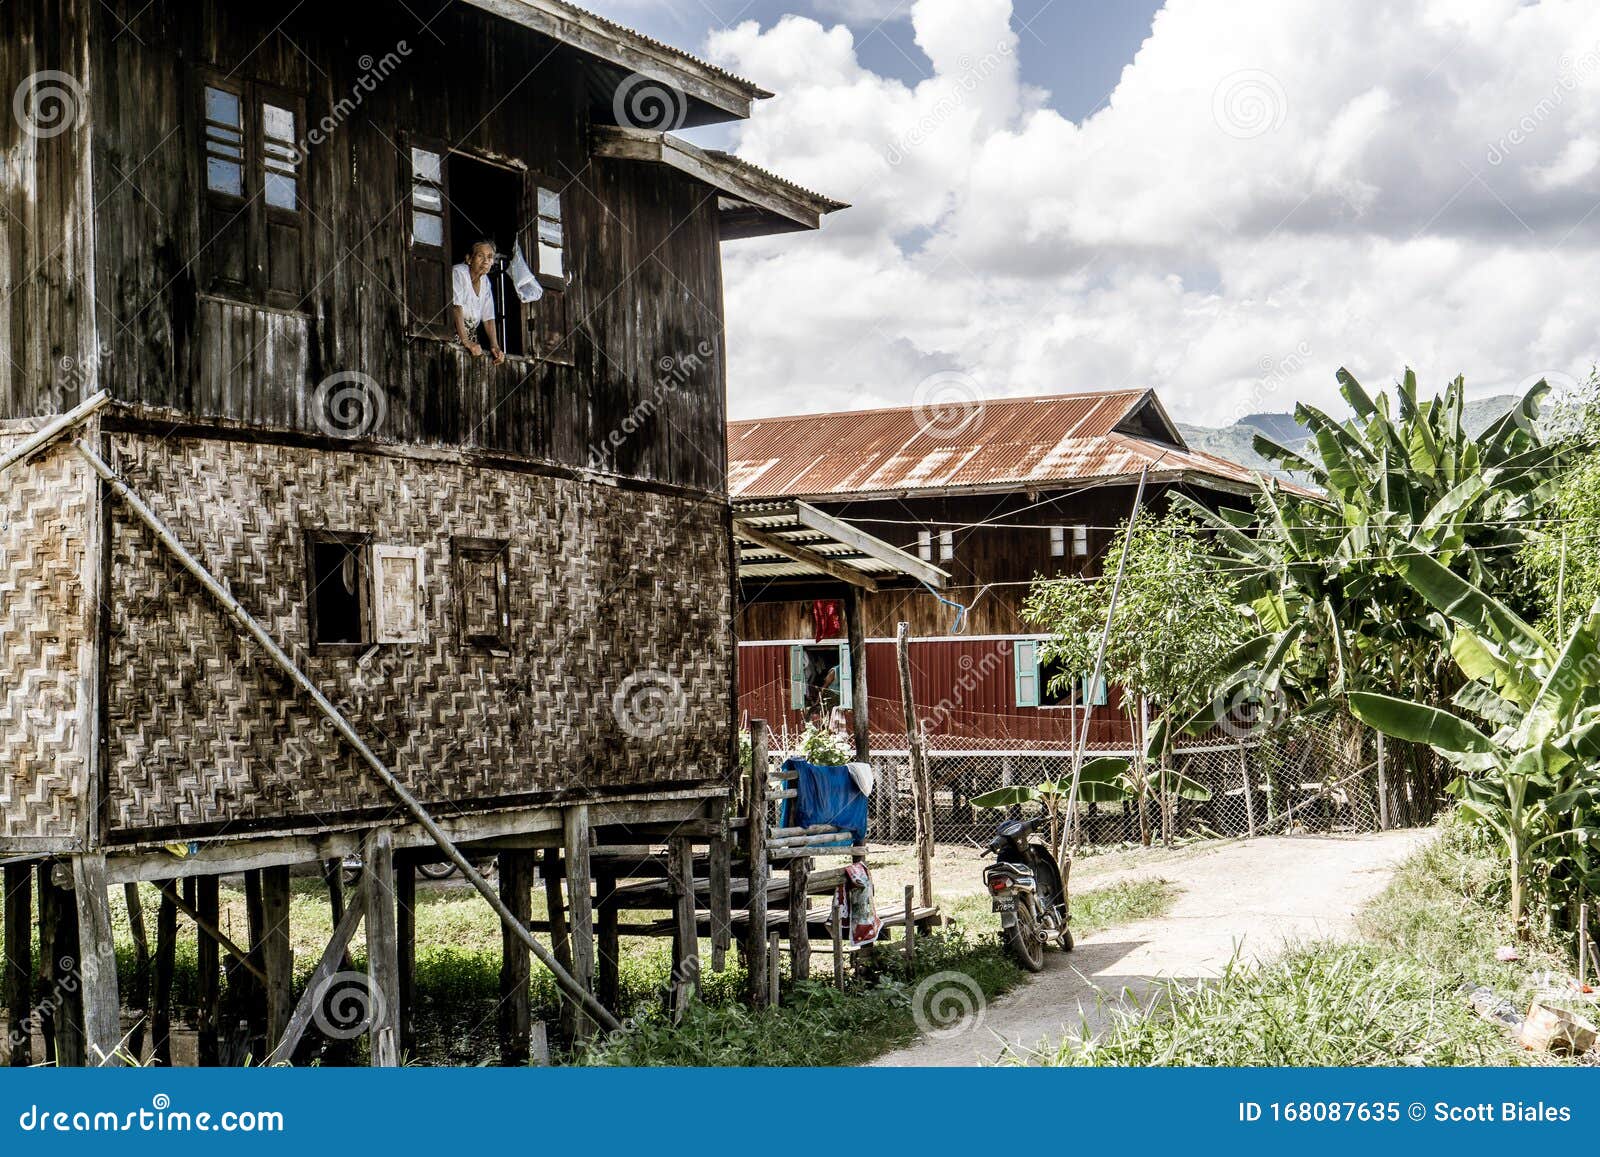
[416,861,457,880]
[1007,896,1047,972]
[1060,925,1075,953]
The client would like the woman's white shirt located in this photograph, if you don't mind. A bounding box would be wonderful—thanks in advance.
[451,263,496,329]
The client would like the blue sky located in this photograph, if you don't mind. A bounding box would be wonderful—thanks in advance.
[584,1,1600,426]
[591,1,1164,121]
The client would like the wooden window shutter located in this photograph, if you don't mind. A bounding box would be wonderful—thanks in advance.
[260,93,306,309]
[198,75,250,295]
[1081,672,1107,706]
[405,139,452,336]
[1013,639,1039,708]
[372,545,427,644]
[837,643,852,707]
[522,174,573,363]
[789,644,807,711]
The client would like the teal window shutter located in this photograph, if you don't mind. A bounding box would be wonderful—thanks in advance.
[837,643,852,707]
[1081,673,1108,706]
[1014,640,1039,707]
[789,644,806,710]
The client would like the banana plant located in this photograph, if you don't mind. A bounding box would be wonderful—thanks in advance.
[1348,550,1600,933]
[972,756,1209,849]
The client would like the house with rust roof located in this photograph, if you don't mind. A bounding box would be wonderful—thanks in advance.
[729,387,1292,750]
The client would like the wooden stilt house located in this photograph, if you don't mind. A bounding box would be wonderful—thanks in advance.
[1,0,843,1064]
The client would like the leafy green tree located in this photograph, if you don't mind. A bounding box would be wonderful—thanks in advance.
[1022,512,1241,845]
[1522,372,1600,636]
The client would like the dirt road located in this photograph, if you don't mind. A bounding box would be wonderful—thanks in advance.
[872,829,1431,1067]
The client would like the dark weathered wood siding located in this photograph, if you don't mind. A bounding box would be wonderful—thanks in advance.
[64,0,726,493]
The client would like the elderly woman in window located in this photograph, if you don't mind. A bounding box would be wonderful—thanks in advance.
[450,239,506,365]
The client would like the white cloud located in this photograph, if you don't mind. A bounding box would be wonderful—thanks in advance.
[706,0,1600,426]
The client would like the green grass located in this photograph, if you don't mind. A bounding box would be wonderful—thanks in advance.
[580,875,1177,1067]
[1042,817,1580,1068]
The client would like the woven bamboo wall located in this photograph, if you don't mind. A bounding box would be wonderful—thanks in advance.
[101,432,733,842]
[0,434,93,848]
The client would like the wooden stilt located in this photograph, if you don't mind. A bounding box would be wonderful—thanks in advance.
[243,869,267,1058]
[666,836,698,1019]
[71,854,123,1066]
[259,866,293,1056]
[744,720,772,1008]
[541,847,574,1043]
[903,884,916,967]
[787,856,811,981]
[5,862,35,1066]
[896,623,935,908]
[396,851,417,1060]
[768,930,780,1007]
[265,875,367,1066]
[830,897,845,991]
[565,805,595,1039]
[363,830,401,1067]
[195,875,220,1066]
[529,1020,550,1066]
[708,832,731,973]
[122,883,150,1062]
[844,587,871,762]
[498,849,533,1066]
[152,887,177,1066]
[39,865,83,1065]
[595,867,620,1012]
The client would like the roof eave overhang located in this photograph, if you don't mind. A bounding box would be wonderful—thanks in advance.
[593,126,848,237]
[734,468,1267,505]
[460,0,770,122]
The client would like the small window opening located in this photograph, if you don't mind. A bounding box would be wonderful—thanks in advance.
[1049,526,1065,557]
[938,529,954,561]
[309,535,369,646]
[411,147,445,248]
[1072,525,1089,557]
[917,530,932,561]
[535,185,566,285]
[446,152,526,357]
[1039,653,1079,708]
[262,103,299,210]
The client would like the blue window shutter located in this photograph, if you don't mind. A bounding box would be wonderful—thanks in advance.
[1014,640,1038,707]
[1081,673,1108,706]
[789,645,806,710]
[837,642,852,706]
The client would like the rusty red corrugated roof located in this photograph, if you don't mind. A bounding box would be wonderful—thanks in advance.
[728,388,1315,499]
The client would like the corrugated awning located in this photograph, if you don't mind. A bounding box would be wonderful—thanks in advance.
[733,500,948,592]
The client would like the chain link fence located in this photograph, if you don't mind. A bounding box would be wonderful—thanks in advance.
[861,712,1434,847]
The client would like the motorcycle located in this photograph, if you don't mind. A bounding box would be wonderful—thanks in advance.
[981,818,1072,971]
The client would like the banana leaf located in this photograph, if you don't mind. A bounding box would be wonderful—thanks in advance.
[1349,691,1496,754]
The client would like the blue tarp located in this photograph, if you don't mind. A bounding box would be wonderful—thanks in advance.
[781,758,868,845]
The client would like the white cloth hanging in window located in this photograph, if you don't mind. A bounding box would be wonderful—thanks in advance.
[509,241,544,304]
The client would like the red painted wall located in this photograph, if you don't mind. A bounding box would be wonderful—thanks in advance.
[737,638,1136,749]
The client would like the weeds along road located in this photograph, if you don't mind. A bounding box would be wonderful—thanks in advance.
[872,829,1432,1067]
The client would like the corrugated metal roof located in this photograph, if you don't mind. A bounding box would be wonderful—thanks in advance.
[728,389,1305,499]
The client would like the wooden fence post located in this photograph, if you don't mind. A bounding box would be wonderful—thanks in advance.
[845,587,870,762]
[896,623,935,908]
[1238,743,1257,838]
[787,855,811,982]
[1376,732,1389,831]
[744,719,771,1007]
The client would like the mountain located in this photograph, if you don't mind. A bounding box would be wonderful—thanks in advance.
[1177,394,1529,480]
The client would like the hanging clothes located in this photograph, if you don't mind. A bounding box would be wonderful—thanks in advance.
[836,862,882,947]
[812,598,843,639]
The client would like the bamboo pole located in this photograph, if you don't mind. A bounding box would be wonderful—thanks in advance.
[896,622,934,909]
[74,441,619,1033]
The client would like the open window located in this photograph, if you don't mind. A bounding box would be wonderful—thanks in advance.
[307,532,371,647]
[455,538,510,648]
[402,147,573,361]
[788,643,852,715]
[1038,653,1079,708]
[197,73,305,308]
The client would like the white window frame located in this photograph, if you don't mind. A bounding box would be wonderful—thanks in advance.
[1072,525,1089,557]
[1049,526,1065,557]
[917,530,932,561]
[938,529,954,561]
